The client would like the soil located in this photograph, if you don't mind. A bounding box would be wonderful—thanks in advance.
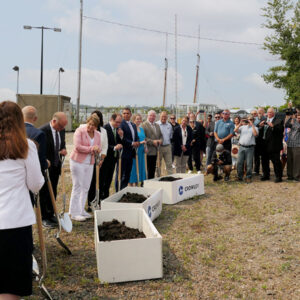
[98,219,145,241]
[118,192,147,203]
[159,176,182,182]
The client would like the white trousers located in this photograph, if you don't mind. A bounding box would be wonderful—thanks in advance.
[69,159,94,216]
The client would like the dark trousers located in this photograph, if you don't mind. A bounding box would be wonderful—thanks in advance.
[261,150,282,179]
[287,147,300,180]
[147,155,157,179]
[115,156,133,191]
[188,146,201,171]
[88,156,117,202]
[254,144,263,173]
[40,166,60,220]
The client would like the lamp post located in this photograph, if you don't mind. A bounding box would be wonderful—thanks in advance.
[23,25,61,94]
[58,67,64,111]
[12,66,19,98]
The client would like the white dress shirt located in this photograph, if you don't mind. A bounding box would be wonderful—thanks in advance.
[181,126,187,145]
[0,139,45,229]
[100,126,108,156]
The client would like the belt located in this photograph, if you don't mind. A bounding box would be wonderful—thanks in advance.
[161,144,170,147]
[239,144,255,148]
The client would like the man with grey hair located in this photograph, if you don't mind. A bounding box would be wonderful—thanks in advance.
[39,112,68,227]
[254,107,266,175]
[156,111,173,175]
[22,106,49,171]
[142,110,163,179]
[258,107,284,182]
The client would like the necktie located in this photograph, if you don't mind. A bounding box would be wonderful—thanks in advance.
[263,120,270,140]
[54,130,60,166]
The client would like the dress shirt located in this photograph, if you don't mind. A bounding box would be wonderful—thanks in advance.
[0,139,45,229]
[156,120,173,145]
[50,122,61,149]
[127,121,135,141]
[181,126,187,145]
[238,125,258,146]
[286,119,300,147]
[100,126,108,156]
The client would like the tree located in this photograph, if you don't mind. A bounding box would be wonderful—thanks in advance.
[262,0,300,107]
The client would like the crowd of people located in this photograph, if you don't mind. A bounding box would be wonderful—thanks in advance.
[0,100,299,299]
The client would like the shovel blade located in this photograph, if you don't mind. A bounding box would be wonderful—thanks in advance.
[60,213,72,233]
[40,283,53,300]
[56,237,72,255]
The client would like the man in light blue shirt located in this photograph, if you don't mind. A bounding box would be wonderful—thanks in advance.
[156,111,173,175]
[214,109,235,151]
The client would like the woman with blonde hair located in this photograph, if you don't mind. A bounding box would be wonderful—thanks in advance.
[69,114,101,221]
[0,101,44,300]
[129,114,147,186]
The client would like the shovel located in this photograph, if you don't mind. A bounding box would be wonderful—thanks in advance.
[46,169,72,255]
[34,193,53,300]
[117,149,123,192]
[90,152,101,211]
[135,148,140,186]
[59,156,72,232]
[144,144,148,180]
[155,144,161,177]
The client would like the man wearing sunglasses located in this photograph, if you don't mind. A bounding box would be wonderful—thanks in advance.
[214,109,235,152]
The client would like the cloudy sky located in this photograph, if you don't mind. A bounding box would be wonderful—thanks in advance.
[0,0,287,108]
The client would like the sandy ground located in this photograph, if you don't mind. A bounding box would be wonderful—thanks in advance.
[27,133,300,300]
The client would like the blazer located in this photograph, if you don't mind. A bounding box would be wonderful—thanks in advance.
[120,120,139,159]
[39,123,66,168]
[172,125,193,156]
[104,123,122,160]
[258,116,284,153]
[70,126,101,164]
[191,121,206,151]
[25,123,48,170]
[142,121,163,156]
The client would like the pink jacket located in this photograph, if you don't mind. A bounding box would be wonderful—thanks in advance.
[70,126,101,164]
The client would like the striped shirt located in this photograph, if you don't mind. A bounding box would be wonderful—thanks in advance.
[286,118,300,147]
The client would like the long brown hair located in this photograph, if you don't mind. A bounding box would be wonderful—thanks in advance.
[0,101,28,160]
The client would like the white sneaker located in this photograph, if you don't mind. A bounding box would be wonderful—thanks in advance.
[197,171,202,174]
[188,170,192,174]
[81,211,92,218]
[71,215,86,222]
[172,164,175,169]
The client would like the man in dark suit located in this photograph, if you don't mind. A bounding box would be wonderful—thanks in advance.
[39,112,68,227]
[100,113,123,199]
[22,106,49,171]
[258,107,284,182]
[116,108,139,191]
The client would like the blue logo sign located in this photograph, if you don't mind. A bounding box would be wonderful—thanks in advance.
[147,205,152,218]
[179,186,183,195]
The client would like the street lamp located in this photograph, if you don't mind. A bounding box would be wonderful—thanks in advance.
[12,66,19,97]
[23,25,62,94]
[58,67,65,111]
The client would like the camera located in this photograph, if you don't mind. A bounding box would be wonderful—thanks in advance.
[242,119,249,124]
[283,108,297,116]
[198,110,205,113]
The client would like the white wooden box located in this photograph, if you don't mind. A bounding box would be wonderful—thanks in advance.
[94,208,163,283]
[144,173,205,204]
[101,187,163,221]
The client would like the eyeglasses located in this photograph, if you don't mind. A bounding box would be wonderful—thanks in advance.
[215,116,220,119]
[223,112,230,115]
[170,117,175,120]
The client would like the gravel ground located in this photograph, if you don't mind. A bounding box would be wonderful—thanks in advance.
[26,133,300,300]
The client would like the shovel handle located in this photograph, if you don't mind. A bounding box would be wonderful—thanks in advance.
[61,164,65,196]
[46,171,59,216]
[135,150,139,185]
[96,164,99,190]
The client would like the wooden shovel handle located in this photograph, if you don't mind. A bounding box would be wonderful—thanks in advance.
[61,165,65,195]
[96,164,99,190]
[46,172,59,215]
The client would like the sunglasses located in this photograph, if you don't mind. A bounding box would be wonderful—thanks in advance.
[215,116,220,119]
[223,112,230,115]
[170,117,175,119]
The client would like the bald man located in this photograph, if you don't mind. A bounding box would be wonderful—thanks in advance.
[22,106,48,171]
[39,112,68,227]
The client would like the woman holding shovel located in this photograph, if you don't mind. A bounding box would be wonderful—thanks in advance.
[69,114,101,221]
[0,101,45,300]
[129,114,147,186]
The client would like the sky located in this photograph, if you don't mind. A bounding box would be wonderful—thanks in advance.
[0,0,288,109]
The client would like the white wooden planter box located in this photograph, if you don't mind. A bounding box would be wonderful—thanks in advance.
[101,187,163,221]
[144,173,205,204]
[94,208,163,283]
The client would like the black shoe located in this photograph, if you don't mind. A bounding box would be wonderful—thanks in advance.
[224,176,229,182]
[49,216,58,224]
[236,177,243,182]
[42,219,56,228]
[87,206,92,213]
[260,176,270,181]
[274,178,282,183]
[287,177,294,181]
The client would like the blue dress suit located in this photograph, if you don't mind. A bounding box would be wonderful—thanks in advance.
[115,120,139,191]
[25,123,48,170]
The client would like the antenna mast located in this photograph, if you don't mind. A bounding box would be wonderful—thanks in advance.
[162,33,168,107]
[193,25,200,104]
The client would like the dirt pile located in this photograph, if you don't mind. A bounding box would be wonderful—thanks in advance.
[98,219,146,241]
[118,192,147,203]
[159,176,182,182]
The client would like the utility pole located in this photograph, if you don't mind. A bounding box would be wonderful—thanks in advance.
[174,15,178,116]
[76,0,83,123]
[162,33,168,107]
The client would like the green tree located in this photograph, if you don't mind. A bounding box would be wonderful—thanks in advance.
[262,0,300,106]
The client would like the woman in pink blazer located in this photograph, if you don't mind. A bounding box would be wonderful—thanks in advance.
[69,114,101,221]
